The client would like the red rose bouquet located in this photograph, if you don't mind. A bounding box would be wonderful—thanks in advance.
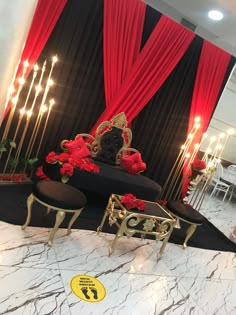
[43,150,100,184]
[191,159,206,171]
[120,193,146,211]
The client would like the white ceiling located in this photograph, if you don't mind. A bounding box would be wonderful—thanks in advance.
[145,0,236,57]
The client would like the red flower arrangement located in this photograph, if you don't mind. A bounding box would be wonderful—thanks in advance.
[60,163,74,177]
[56,152,70,163]
[45,151,57,164]
[36,166,51,180]
[43,151,100,183]
[191,159,206,171]
[120,193,146,211]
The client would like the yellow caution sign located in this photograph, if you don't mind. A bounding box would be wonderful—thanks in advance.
[70,274,106,303]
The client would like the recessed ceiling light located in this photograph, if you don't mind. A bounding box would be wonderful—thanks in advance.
[208,10,224,21]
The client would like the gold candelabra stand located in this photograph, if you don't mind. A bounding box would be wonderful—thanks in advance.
[0,56,58,183]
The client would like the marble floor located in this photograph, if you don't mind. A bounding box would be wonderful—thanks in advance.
[200,192,236,239]
[0,193,235,315]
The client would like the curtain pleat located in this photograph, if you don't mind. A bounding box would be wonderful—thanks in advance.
[131,36,204,187]
[188,41,232,136]
[182,41,234,196]
[103,0,146,107]
[91,15,195,134]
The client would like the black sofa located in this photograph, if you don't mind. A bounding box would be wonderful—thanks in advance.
[42,113,162,202]
[43,160,162,201]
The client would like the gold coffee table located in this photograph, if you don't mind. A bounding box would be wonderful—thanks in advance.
[97,194,175,259]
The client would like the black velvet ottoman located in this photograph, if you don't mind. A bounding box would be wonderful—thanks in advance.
[166,200,205,248]
[22,180,87,245]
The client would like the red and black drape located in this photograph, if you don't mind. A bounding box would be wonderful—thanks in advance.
[1,0,235,193]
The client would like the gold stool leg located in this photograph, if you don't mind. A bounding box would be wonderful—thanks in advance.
[46,207,52,215]
[67,209,82,235]
[183,224,197,248]
[48,210,66,246]
[21,194,35,230]
[97,209,109,234]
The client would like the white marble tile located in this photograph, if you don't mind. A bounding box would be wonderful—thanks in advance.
[161,245,236,280]
[200,193,236,239]
[52,229,173,276]
[0,266,70,315]
[178,277,236,315]
[0,221,58,269]
[60,269,205,315]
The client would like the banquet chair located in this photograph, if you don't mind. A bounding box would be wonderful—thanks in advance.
[209,163,231,202]
[227,165,236,172]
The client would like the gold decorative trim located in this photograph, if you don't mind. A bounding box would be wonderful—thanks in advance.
[97,194,175,259]
[61,112,135,164]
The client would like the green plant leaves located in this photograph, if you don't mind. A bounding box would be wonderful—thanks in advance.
[61,176,69,183]
[9,141,16,149]
[0,147,7,153]
[28,158,39,166]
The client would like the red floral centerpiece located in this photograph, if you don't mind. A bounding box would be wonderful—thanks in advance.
[190,159,207,180]
[120,193,146,211]
[37,151,100,183]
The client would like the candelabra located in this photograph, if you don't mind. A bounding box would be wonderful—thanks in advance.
[0,56,58,182]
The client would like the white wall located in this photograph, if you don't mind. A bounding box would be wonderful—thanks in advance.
[201,70,236,163]
[0,0,37,122]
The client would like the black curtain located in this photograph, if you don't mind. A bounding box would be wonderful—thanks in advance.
[132,36,203,187]
[39,0,105,157]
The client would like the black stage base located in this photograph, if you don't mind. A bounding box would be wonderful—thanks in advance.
[0,183,235,253]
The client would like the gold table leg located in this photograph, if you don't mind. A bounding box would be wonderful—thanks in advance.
[109,229,122,256]
[48,211,66,246]
[21,194,35,230]
[97,209,109,234]
[183,224,197,249]
[67,210,82,235]
[158,225,174,259]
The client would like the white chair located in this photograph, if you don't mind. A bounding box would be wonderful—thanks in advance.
[227,165,236,200]
[209,163,231,202]
[227,164,236,172]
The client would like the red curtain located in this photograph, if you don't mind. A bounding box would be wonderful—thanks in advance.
[91,15,195,134]
[182,40,232,195]
[187,40,232,137]
[3,0,67,119]
[103,0,146,108]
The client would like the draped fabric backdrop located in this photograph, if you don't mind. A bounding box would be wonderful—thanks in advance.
[91,14,195,134]
[187,41,232,138]
[182,41,233,196]
[3,0,67,120]
[1,0,235,195]
[103,0,146,108]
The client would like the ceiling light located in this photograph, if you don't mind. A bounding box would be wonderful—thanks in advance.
[208,10,224,21]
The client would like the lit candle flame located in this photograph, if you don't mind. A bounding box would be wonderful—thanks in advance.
[19,108,25,115]
[48,79,54,86]
[27,110,32,118]
[18,78,25,85]
[52,55,58,63]
[34,64,39,71]
[23,60,29,68]
[194,116,201,123]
